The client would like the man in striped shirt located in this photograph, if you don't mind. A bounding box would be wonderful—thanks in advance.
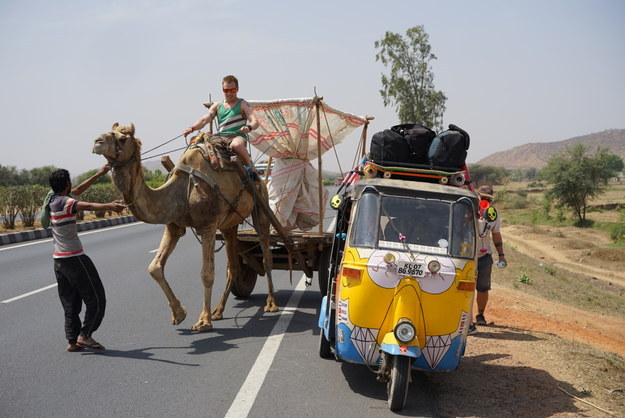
[47,168,125,352]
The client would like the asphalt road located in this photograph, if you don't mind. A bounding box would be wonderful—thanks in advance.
[1,218,439,417]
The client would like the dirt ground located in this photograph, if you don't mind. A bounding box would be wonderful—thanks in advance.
[433,224,625,417]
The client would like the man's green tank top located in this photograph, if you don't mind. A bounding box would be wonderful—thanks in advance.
[217,99,248,139]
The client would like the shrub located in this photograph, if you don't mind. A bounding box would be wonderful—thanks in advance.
[545,266,557,276]
[18,185,47,227]
[556,207,566,223]
[610,223,625,243]
[506,195,529,209]
[540,198,552,217]
[0,186,20,229]
[81,184,122,217]
[518,273,532,284]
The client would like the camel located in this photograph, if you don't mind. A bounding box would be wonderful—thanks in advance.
[92,123,278,332]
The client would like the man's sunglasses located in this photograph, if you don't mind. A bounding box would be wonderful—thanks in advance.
[222,88,238,93]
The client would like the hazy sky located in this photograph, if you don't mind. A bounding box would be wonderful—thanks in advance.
[1,0,623,175]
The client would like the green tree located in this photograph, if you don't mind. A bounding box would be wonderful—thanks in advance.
[143,168,168,188]
[0,164,23,186]
[75,169,111,185]
[27,165,59,186]
[375,25,447,130]
[541,144,617,223]
[467,164,509,185]
[604,154,624,173]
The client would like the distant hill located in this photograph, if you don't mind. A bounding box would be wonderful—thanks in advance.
[476,129,625,170]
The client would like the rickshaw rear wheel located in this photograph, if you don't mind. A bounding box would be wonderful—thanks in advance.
[387,355,411,411]
[232,262,258,298]
[318,329,333,359]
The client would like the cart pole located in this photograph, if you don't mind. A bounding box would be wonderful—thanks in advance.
[362,116,374,160]
[265,156,273,184]
[202,100,215,135]
[316,98,323,236]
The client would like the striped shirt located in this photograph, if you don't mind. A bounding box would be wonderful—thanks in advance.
[49,194,84,258]
[217,99,248,139]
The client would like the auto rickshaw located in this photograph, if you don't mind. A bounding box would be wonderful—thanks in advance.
[318,175,480,411]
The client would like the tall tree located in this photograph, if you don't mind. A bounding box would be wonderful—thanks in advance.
[375,25,447,130]
[27,165,59,186]
[541,144,617,223]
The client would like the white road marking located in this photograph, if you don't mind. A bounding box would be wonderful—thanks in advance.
[225,275,307,417]
[1,283,58,303]
[1,222,146,303]
[0,221,144,252]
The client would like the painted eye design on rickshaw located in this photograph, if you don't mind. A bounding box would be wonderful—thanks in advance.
[416,256,456,295]
[368,250,402,289]
[427,260,441,274]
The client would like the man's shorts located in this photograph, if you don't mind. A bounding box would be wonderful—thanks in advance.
[216,133,248,147]
[476,254,494,292]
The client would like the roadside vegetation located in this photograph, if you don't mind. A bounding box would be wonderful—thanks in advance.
[488,175,625,321]
[0,164,169,232]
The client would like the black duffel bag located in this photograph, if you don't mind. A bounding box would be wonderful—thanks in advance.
[370,128,409,163]
[370,123,436,165]
[427,124,470,170]
[391,123,436,164]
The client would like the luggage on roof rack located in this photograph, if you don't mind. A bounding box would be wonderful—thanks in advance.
[368,123,470,173]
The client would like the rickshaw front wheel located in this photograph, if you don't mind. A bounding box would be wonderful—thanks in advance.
[317,246,332,296]
[387,355,411,411]
[318,329,333,359]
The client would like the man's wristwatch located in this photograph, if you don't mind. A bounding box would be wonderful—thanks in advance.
[247,124,254,131]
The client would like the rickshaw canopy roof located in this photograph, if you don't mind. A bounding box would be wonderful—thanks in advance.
[350,178,480,204]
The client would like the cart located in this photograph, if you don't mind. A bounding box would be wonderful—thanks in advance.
[205,97,373,296]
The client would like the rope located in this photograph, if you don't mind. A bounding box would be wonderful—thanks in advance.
[319,102,343,176]
[140,146,190,161]
[141,134,184,156]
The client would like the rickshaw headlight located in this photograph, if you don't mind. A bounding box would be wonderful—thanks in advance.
[427,260,441,274]
[394,320,416,344]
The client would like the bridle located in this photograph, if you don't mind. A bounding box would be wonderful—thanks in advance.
[105,130,138,169]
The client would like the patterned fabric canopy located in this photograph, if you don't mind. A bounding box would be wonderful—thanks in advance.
[247,98,367,230]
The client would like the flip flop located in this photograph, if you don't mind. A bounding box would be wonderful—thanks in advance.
[67,343,85,352]
[77,340,106,350]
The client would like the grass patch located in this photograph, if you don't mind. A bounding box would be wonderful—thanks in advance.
[494,246,625,318]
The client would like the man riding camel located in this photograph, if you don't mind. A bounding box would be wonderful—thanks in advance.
[183,74,260,181]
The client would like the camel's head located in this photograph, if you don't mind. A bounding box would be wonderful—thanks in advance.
[92,123,142,165]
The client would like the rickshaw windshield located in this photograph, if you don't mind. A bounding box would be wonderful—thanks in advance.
[350,191,476,258]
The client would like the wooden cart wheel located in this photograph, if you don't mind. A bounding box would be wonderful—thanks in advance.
[317,246,332,296]
[232,262,258,298]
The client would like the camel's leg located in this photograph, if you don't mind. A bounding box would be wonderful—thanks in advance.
[253,185,278,313]
[147,224,188,325]
[212,226,239,320]
[193,225,218,332]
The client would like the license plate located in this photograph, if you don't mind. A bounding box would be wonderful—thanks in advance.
[396,261,425,277]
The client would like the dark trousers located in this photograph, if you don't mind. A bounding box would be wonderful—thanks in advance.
[54,255,106,344]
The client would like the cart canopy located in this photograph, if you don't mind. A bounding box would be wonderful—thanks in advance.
[248,98,367,230]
